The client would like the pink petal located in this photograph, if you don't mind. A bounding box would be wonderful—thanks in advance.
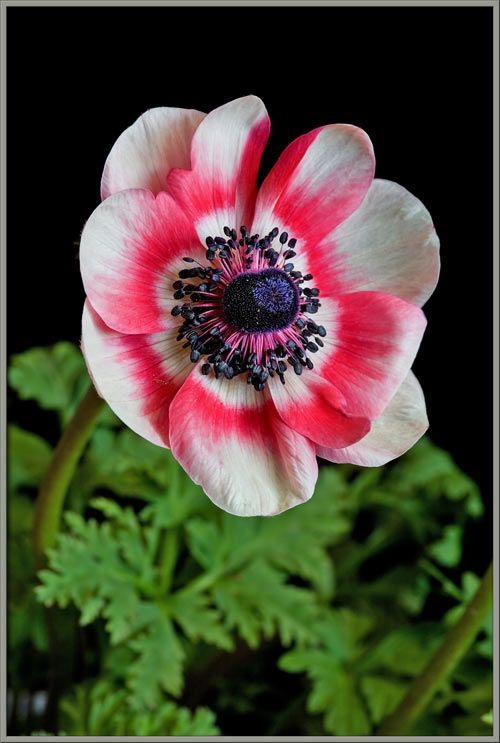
[82,301,192,448]
[101,107,206,199]
[251,124,375,246]
[80,188,203,335]
[312,294,427,421]
[269,369,370,449]
[309,179,440,306]
[168,371,318,516]
[167,95,270,240]
[317,371,428,466]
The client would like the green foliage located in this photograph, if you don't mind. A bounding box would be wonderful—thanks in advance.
[7,426,50,661]
[9,342,89,424]
[48,679,219,735]
[8,341,118,426]
[8,343,492,736]
[427,524,463,567]
[8,425,52,491]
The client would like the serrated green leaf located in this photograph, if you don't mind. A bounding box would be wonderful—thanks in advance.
[321,668,371,735]
[80,595,105,626]
[481,710,493,726]
[185,518,223,570]
[356,566,431,616]
[171,706,219,735]
[185,466,350,600]
[128,609,185,705]
[8,342,89,424]
[75,428,206,528]
[427,525,463,567]
[214,561,318,648]
[280,649,335,693]
[358,624,442,677]
[26,424,491,738]
[360,674,407,724]
[58,678,220,735]
[317,607,374,661]
[169,589,234,651]
[255,468,350,597]
[8,425,52,492]
[213,583,261,648]
[443,571,492,636]
[388,438,482,512]
[281,647,370,735]
[76,428,168,501]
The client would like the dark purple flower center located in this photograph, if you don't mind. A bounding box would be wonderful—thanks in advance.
[170,225,326,391]
[223,269,300,332]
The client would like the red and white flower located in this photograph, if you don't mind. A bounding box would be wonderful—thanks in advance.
[80,96,439,516]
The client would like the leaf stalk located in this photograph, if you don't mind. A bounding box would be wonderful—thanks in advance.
[34,384,104,567]
[378,560,493,735]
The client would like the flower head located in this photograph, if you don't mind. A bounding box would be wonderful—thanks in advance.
[80,96,440,516]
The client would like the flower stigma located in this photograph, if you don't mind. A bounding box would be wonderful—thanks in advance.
[223,269,300,332]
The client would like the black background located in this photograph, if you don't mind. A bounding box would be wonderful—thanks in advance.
[8,6,493,562]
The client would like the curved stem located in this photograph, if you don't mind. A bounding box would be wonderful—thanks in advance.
[378,560,493,735]
[33,384,104,567]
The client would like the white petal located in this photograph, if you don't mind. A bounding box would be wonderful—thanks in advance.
[251,123,375,247]
[167,95,270,239]
[101,107,205,198]
[169,371,318,516]
[82,301,192,448]
[80,188,202,335]
[317,371,428,466]
[318,178,440,307]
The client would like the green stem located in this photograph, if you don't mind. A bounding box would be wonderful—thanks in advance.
[181,568,222,595]
[158,528,179,595]
[419,557,464,602]
[378,560,493,735]
[33,384,104,567]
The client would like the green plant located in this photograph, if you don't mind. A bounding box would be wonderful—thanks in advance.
[8,343,492,736]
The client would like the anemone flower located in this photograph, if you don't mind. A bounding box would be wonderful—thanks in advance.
[80,95,440,516]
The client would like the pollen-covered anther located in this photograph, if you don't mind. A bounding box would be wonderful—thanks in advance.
[171,225,325,391]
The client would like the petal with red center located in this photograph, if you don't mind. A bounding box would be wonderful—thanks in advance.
[312,294,427,421]
[317,371,428,466]
[82,301,192,448]
[101,107,206,199]
[309,179,440,306]
[80,188,203,335]
[167,95,270,240]
[269,369,370,449]
[168,372,318,516]
[251,124,375,247]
